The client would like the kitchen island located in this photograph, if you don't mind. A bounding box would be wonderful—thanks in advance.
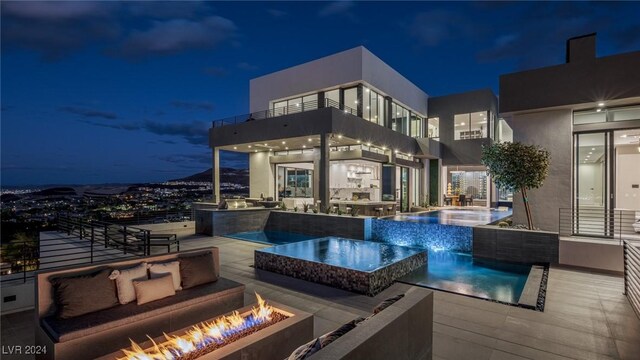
[330,200,397,216]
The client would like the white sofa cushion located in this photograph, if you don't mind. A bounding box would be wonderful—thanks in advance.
[109,262,148,304]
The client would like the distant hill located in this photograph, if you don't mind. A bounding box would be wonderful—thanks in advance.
[171,168,249,186]
[32,187,77,197]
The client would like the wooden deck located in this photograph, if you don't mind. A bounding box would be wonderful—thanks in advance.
[2,234,639,359]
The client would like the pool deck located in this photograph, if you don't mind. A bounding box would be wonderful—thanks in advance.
[2,234,639,360]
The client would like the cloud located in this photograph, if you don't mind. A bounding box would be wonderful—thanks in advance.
[267,9,287,18]
[476,2,640,70]
[2,1,113,20]
[318,1,354,17]
[171,100,215,111]
[113,16,237,60]
[1,1,120,61]
[59,106,118,120]
[158,153,210,164]
[142,120,210,145]
[236,62,258,71]
[203,66,228,77]
[127,1,210,19]
[410,10,474,47]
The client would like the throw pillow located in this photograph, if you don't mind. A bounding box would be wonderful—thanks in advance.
[109,262,148,304]
[148,261,182,291]
[51,268,119,319]
[373,294,405,314]
[286,338,322,360]
[179,252,218,289]
[133,274,176,305]
[319,319,358,347]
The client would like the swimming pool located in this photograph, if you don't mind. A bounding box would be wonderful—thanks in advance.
[226,230,318,245]
[392,209,513,226]
[398,251,530,304]
[255,237,427,295]
[372,208,512,252]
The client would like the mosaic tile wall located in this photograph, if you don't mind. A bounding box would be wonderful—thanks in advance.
[371,219,473,253]
[254,250,426,296]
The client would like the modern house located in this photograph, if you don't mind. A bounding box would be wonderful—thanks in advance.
[501,33,640,233]
[209,47,503,213]
[208,33,639,238]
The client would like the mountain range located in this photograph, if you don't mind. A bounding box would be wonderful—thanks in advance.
[171,168,249,186]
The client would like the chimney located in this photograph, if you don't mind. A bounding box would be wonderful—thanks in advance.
[566,33,596,64]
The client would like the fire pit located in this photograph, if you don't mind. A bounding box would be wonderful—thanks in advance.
[102,294,313,360]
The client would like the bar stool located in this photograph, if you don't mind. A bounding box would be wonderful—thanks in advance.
[374,207,384,217]
[386,204,395,215]
[443,194,452,206]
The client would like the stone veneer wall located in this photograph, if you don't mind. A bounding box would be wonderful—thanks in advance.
[265,211,372,240]
[255,248,426,296]
[473,226,559,264]
[372,219,472,252]
[195,209,271,236]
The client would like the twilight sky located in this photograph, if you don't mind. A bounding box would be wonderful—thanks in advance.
[2,1,639,186]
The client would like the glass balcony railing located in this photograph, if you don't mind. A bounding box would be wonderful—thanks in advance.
[212,99,357,127]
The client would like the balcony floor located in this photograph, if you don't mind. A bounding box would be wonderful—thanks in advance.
[2,234,639,359]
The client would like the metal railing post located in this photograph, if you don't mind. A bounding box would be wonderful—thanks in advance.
[90,225,95,263]
[123,225,128,254]
[22,242,27,283]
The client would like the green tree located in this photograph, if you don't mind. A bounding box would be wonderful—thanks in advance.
[481,142,550,230]
[1,233,40,272]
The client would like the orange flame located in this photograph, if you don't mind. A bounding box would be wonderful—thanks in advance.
[118,293,275,360]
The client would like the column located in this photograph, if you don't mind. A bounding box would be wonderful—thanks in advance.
[212,147,221,203]
[385,96,393,129]
[318,133,330,209]
[318,91,326,108]
[356,84,364,118]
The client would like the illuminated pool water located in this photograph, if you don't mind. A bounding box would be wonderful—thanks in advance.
[372,209,512,253]
[227,231,317,245]
[398,251,530,304]
[256,237,426,272]
[392,209,513,226]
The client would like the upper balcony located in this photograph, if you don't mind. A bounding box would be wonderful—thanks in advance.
[210,99,441,160]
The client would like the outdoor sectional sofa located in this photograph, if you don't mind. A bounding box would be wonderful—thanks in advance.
[35,248,245,360]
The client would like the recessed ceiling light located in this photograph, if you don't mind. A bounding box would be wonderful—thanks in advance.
[394,150,399,154]
[366,142,371,146]
[254,150,258,152]
[598,102,605,107]
[264,143,268,146]
[354,100,358,104]
[596,109,602,112]
[285,147,288,150]
[233,146,237,150]
[588,152,593,154]
[382,147,387,151]
[282,141,286,144]
[461,122,466,126]
[308,138,312,142]
[621,134,628,138]
[302,145,306,148]
[248,145,252,148]
[356,140,361,143]
[337,135,343,139]
[591,148,595,150]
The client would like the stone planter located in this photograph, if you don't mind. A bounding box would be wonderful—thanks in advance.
[473,225,559,264]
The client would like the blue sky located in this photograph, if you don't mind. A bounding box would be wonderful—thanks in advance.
[2,1,639,186]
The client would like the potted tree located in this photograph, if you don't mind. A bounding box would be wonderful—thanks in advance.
[481,142,550,230]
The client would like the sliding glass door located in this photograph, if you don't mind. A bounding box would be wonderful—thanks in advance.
[573,132,613,237]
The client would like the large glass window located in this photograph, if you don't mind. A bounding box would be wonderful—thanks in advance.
[287,97,302,114]
[362,87,385,125]
[611,106,640,122]
[391,102,409,135]
[454,111,488,140]
[574,105,640,124]
[302,94,317,111]
[277,165,313,198]
[410,113,423,138]
[325,89,339,107]
[574,110,606,125]
[496,118,513,142]
[447,167,488,203]
[427,117,439,139]
[343,87,357,114]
